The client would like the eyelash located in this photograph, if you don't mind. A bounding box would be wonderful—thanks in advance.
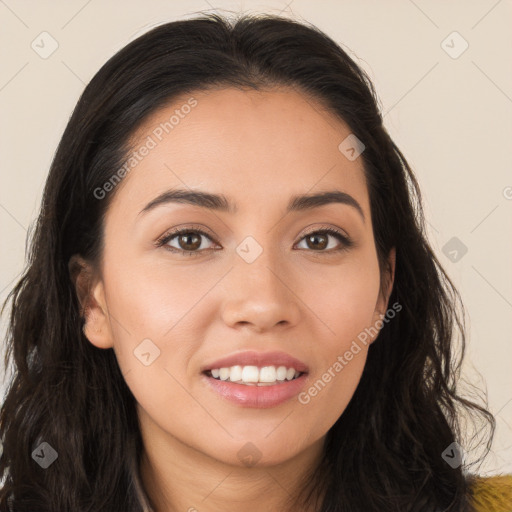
[155,224,354,257]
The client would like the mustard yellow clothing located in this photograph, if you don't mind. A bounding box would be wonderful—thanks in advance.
[469,474,512,512]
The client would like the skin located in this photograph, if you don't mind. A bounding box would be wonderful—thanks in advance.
[71,86,395,512]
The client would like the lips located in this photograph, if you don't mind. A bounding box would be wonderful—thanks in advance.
[201,350,309,374]
[202,371,309,408]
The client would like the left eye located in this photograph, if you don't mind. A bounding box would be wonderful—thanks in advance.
[295,228,352,252]
[156,227,353,256]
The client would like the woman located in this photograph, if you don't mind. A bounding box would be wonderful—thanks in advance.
[0,12,510,512]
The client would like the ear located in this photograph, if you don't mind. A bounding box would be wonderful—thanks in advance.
[370,247,396,342]
[68,254,114,349]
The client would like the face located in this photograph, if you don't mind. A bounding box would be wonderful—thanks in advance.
[73,86,395,468]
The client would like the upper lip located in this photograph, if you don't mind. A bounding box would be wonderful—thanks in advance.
[201,350,309,374]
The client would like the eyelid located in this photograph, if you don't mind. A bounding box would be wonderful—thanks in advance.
[155,224,219,250]
[300,223,350,240]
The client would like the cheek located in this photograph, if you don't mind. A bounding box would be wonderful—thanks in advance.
[103,261,201,423]
[303,254,382,347]
[296,255,380,424]
[100,252,209,396]
[298,276,376,431]
[299,349,367,436]
[103,251,206,337]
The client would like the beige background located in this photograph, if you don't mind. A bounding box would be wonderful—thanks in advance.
[1,0,511,475]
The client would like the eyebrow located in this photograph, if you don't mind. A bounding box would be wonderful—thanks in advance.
[139,188,365,223]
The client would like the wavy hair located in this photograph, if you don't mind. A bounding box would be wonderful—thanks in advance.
[0,12,495,512]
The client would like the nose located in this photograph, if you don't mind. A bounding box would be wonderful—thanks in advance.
[220,250,301,333]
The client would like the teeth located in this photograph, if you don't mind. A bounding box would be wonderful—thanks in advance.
[230,365,242,382]
[259,366,276,382]
[207,365,302,385]
[219,367,230,380]
[276,366,287,381]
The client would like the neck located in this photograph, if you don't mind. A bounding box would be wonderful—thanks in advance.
[138,412,326,512]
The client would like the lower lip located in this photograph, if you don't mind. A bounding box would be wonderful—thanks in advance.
[202,372,309,408]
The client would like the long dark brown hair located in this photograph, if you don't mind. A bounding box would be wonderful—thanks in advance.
[0,12,495,512]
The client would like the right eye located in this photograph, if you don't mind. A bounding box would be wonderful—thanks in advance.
[156,227,220,256]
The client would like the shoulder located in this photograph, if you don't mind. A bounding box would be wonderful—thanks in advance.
[467,474,512,512]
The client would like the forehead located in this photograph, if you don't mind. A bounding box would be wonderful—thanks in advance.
[111,86,369,217]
